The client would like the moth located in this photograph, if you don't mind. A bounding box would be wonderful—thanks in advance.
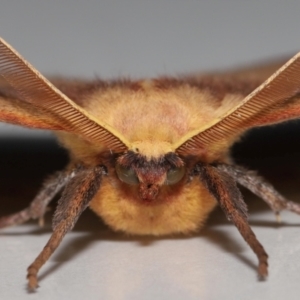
[1,37,300,291]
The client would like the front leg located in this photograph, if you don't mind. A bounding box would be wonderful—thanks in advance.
[27,164,106,291]
[194,163,268,279]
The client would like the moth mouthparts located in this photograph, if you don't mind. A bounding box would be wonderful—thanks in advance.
[139,183,160,202]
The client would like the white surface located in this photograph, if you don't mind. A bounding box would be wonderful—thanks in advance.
[1,199,300,300]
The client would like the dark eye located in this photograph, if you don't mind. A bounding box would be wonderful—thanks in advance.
[165,166,185,185]
[115,163,139,185]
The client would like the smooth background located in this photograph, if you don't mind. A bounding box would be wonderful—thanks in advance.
[1,1,300,300]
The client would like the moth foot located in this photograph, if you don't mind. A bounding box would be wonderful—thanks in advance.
[27,266,39,292]
[258,261,268,281]
[275,212,282,223]
[0,205,50,229]
[0,208,31,229]
[27,276,39,292]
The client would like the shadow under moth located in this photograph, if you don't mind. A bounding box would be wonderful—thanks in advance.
[1,37,300,291]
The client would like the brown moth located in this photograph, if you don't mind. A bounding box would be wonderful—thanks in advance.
[1,37,300,291]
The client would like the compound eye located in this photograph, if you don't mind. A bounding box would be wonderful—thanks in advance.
[165,166,185,185]
[115,163,139,185]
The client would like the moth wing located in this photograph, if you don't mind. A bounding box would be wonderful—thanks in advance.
[0,38,129,152]
[176,53,300,155]
[0,98,65,130]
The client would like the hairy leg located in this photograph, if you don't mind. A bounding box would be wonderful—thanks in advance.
[0,168,77,229]
[218,164,300,216]
[194,163,268,279]
[27,165,105,291]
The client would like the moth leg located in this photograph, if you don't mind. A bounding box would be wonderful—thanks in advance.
[27,165,105,291]
[0,169,75,229]
[217,164,300,218]
[195,163,268,279]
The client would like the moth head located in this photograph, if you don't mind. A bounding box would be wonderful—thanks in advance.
[116,150,185,202]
